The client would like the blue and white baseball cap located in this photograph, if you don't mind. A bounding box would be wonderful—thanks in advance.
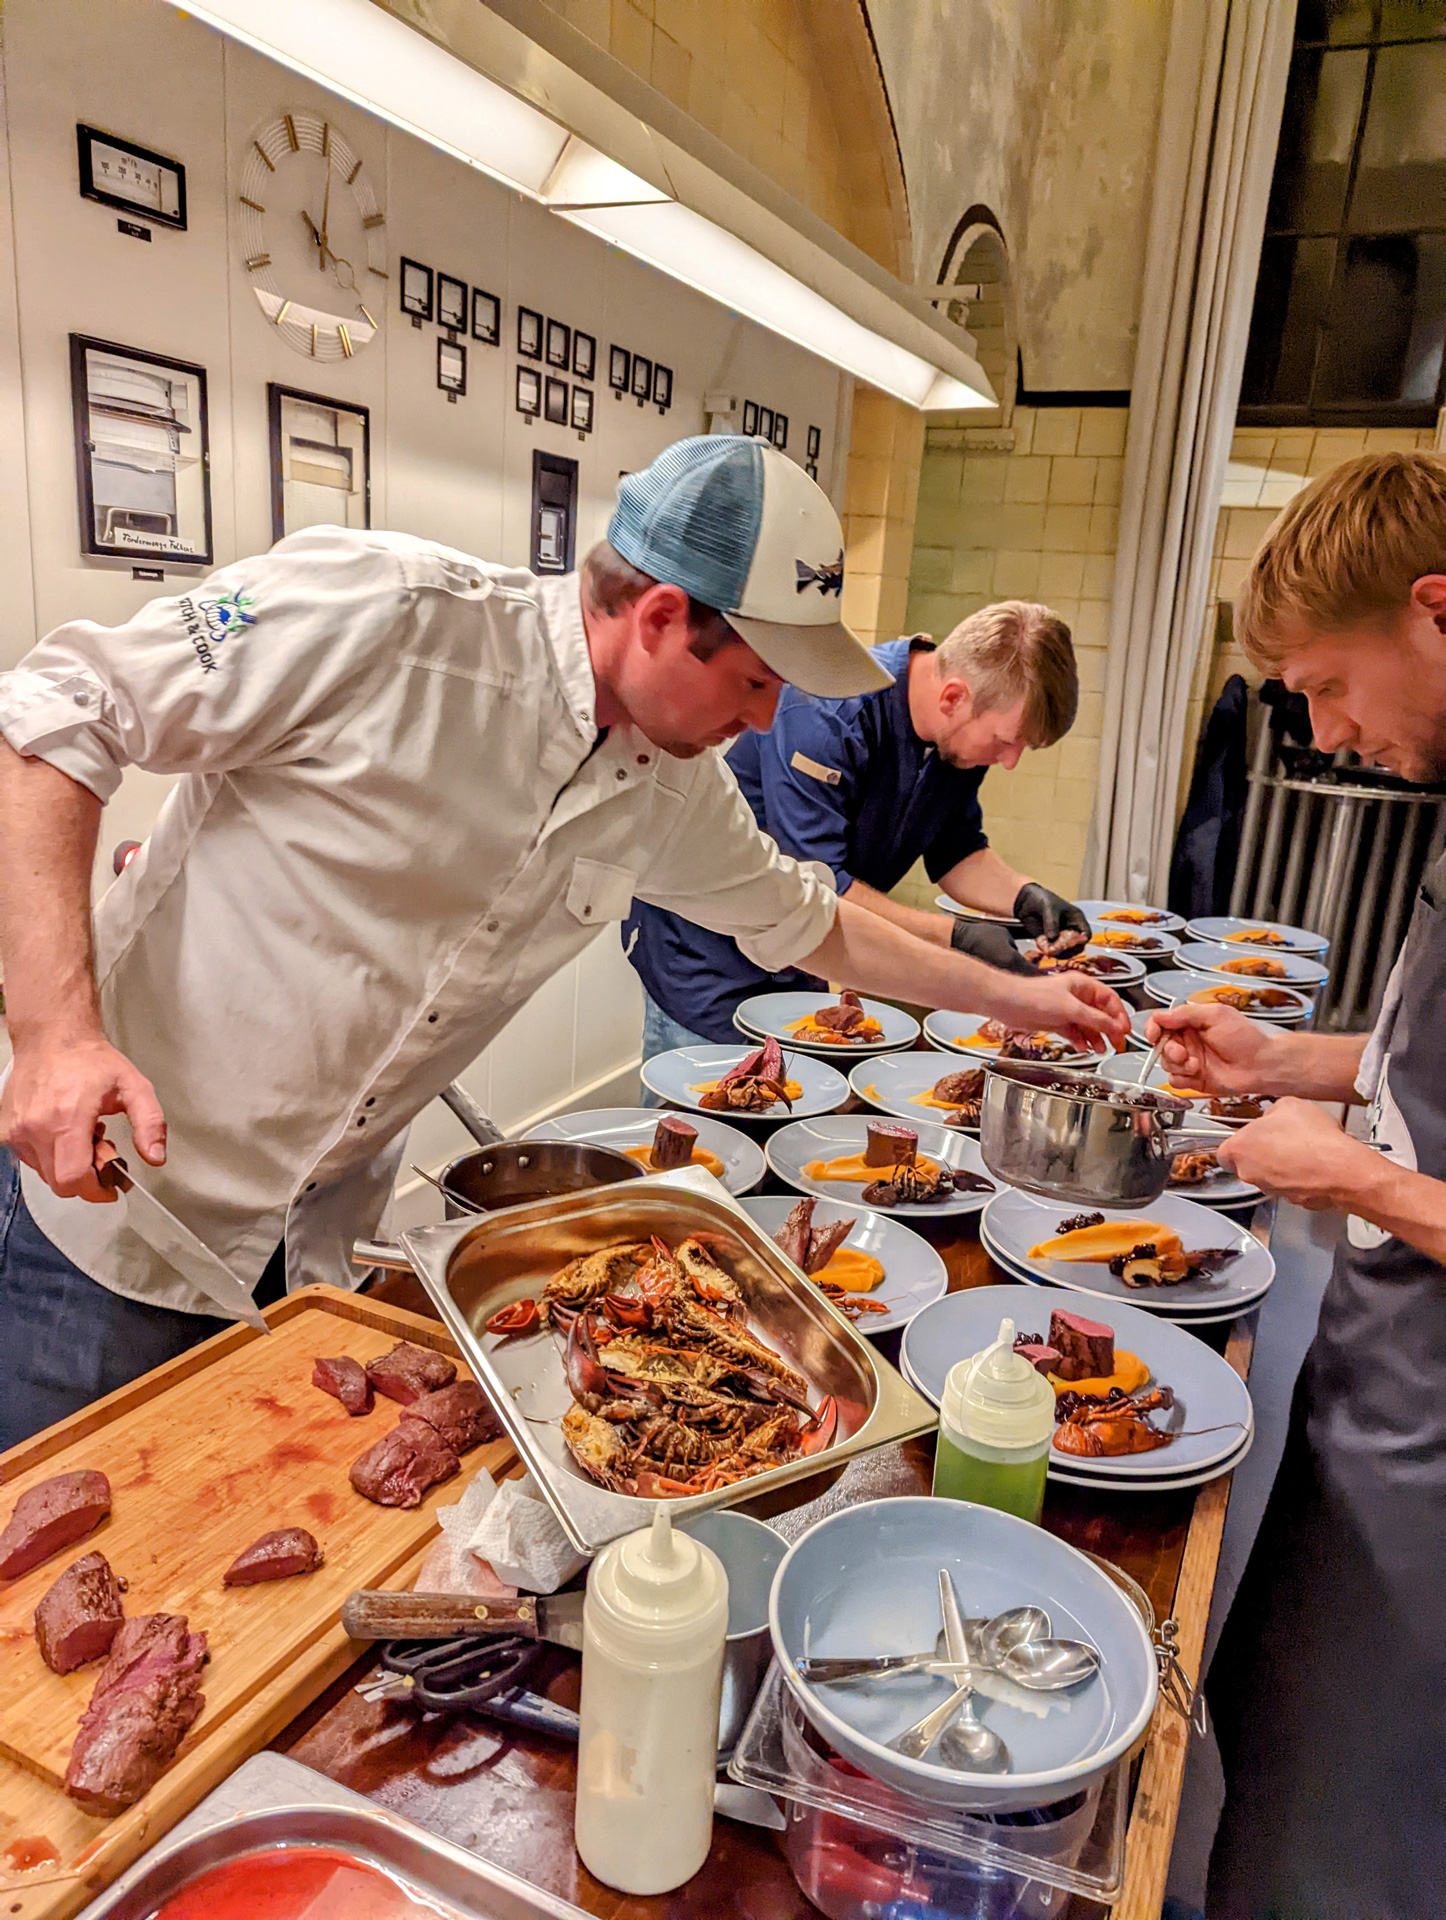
[607,435,892,698]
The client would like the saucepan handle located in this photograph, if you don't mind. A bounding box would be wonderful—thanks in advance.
[351,1238,414,1271]
[441,1083,507,1150]
[1161,1125,1237,1154]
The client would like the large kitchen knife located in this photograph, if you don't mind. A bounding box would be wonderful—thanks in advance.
[95,1141,271,1333]
[342,1589,585,1649]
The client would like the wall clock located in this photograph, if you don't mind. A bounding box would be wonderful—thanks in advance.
[237,110,386,362]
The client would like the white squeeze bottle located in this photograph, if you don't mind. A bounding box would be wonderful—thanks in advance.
[932,1316,1056,1525]
[574,1504,729,1894]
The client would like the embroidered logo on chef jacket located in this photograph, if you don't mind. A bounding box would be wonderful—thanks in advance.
[790,750,841,786]
[177,590,257,674]
[1348,1060,1416,1249]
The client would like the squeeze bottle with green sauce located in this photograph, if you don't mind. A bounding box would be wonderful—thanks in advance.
[932,1315,1056,1523]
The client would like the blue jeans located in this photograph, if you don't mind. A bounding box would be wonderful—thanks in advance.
[0,1152,282,1450]
[639,991,713,1107]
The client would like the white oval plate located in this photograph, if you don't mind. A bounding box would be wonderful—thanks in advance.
[1082,926,1181,960]
[1184,915,1328,956]
[899,1284,1254,1478]
[528,1106,766,1196]
[639,1044,849,1122]
[1142,970,1312,1022]
[980,1225,1270,1325]
[1016,940,1146,987]
[921,1009,1097,1067]
[980,1187,1275,1316]
[934,894,1021,930]
[1076,899,1185,933]
[766,1115,998,1218]
[738,1194,948,1335]
[733,990,919,1058]
[1174,941,1328,989]
[847,1051,982,1131]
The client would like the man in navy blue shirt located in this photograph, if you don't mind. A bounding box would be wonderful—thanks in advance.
[624,600,1090,1052]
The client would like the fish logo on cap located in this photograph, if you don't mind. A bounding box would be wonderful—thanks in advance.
[795,553,844,597]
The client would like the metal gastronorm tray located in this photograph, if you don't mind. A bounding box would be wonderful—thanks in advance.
[397,1167,937,1553]
[75,1751,589,1919]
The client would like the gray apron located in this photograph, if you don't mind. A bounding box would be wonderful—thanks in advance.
[1208,854,1446,1920]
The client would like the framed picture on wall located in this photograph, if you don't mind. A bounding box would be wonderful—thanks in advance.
[472,288,500,345]
[516,365,541,416]
[630,354,652,402]
[573,330,596,380]
[400,258,433,321]
[742,400,758,436]
[806,460,818,480]
[772,412,788,451]
[70,334,212,565]
[608,344,630,392]
[267,385,370,545]
[571,385,593,433]
[545,318,570,369]
[807,423,821,459]
[652,363,673,410]
[437,338,467,397]
[517,306,543,359]
[544,376,569,425]
[758,406,774,442]
[436,273,468,332]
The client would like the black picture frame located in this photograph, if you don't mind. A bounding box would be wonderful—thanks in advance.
[70,333,212,566]
[266,383,371,545]
[571,385,593,433]
[545,318,571,369]
[742,400,759,436]
[436,273,468,332]
[652,363,673,410]
[573,331,596,380]
[608,344,630,391]
[77,124,186,230]
[805,460,818,480]
[532,449,578,574]
[772,412,788,451]
[517,306,543,359]
[516,365,541,416]
[400,258,433,320]
[544,376,569,425]
[630,354,653,402]
[758,406,774,441]
[807,423,821,459]
[471,288,500,345]
[437,337,467,396]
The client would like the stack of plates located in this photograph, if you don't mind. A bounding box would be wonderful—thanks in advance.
[922,1009,1095,1066]
[934,894,1021,931]
[1184,915,1328,956]
[1141,970,1313,1023]
[1076,899,1185,934]
[847,1049,979,1132]
[1082,926,1181,962]
[1093,1057,1261,1207]
[736,1194,948,1334]
[1014,940,1147,986]
[898,1285,1254,1493]
[528,1106,766,1196]
[1174,941,1328,992]
[978,1188,1274,1325]
[639,1044,849,1121]
[733,990,918,1058]
[765,1115,998,1219]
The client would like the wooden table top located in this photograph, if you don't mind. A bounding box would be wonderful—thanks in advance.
[276,1194,1259,1920]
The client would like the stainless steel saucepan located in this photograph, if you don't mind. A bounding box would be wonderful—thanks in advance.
[978,1058,1232,1208]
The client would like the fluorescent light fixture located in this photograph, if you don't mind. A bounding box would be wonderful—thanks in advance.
[559,201,992,410]
[163,0,993,411]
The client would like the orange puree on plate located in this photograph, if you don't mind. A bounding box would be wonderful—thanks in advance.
[624,1144,726,1178]
[803,1150,943,1184]
[1047,1350,1150,1398]
[689,1079,804,1100]
[1027,1220,1183,1262]
[816,1246,886,1292]
[783,1015,884,1043]
[910,1089,967,1112]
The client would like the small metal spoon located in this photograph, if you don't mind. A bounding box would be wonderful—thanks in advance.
[410,1164,484,1214]
[978,1605,1051,1668]
[936,1573,1010,1774]
[886,1581,1010,1771]
[995,1637,1099,1690]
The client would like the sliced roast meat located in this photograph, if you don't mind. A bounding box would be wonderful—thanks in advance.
[650,1114,699,1170]
[813,992,867,1034]
[406,1381,501,1454]
[64,1613,208,1815]
[864,1120,917,1168]
[222,1527,324,1586]
[1014,1342,1063,1378]
[773,1197,816,1271]
[350,1418,460,1508]
[1048,1308,1115,1382]
[312,1355,374,1415]
[34,1551,126,1674]
[933,1068,985,1104]
[804,1214,855,1274]
[0,1470,112,1581]
[365,1341,457,1405]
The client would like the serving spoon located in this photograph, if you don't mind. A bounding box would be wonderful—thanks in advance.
[935,1572,1009,1774]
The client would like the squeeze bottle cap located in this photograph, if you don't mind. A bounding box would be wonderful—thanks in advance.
[590,1504,729,1651]
[939,1316,1056,1451]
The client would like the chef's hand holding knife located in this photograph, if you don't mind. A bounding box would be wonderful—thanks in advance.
[2,1029,166,1203]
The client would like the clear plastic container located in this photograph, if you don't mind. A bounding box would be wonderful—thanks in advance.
[728,1665,1126,1919]
[932,1316,1056,1524]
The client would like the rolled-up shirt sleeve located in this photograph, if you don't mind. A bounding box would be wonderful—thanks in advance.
[635,751,839,973]
[0,527,412,801]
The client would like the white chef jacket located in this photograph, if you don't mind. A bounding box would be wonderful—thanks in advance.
[0,526,837,1315]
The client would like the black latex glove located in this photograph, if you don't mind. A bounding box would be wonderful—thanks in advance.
[950,916,1034,974]
[1013,883,1091,951]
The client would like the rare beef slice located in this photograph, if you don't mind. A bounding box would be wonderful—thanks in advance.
[64,1614,208,1815]
[365,1341,457,1406]
[0,1471,112,1581]
[349,1418,460,1508]
[34,1551,126,1674]
[222,1528,324,1586]
[406,1382,500,1454]
[1047,1308,1115,1383]
[312,1355,374,1415]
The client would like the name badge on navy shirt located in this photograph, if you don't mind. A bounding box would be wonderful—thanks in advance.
[791,750,841,786]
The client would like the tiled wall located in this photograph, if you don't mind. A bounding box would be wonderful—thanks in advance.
[898,405,1128,900]
[841,389,925,646]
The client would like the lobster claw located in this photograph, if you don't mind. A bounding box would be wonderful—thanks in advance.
[565,1313,611,1401]
[633,1469,699,1499]
[601,1291,653,1330]
[798,1395,838,1457]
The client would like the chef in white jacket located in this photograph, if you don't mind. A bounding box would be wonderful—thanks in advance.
[0,436,1124,1444]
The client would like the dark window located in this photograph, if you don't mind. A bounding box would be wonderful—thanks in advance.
[1240,1,1446,426]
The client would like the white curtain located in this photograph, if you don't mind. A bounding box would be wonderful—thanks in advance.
[1084,0,1293,900]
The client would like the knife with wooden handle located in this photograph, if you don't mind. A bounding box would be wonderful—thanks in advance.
[342,1588,585,1648]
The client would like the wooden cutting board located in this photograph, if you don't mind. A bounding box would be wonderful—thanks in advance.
[0,1284,516,1918]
